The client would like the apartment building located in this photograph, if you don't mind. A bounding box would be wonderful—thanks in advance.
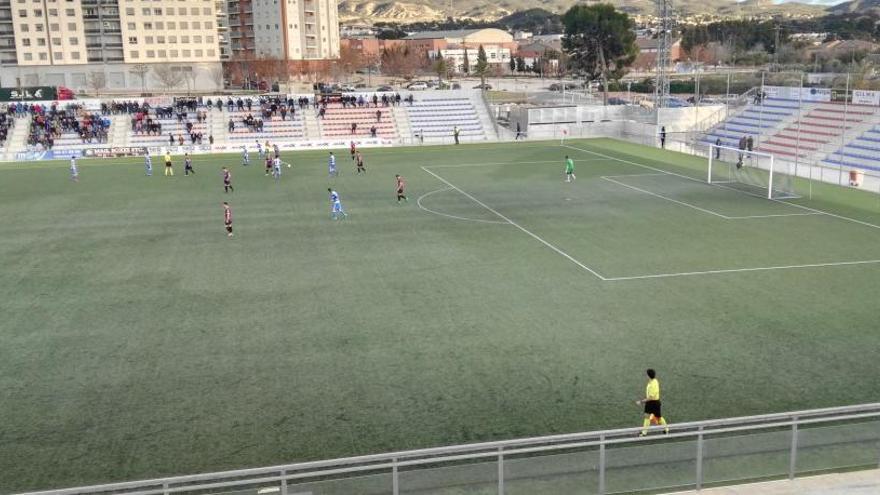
[226,0,339,80]
[0,0,338,92]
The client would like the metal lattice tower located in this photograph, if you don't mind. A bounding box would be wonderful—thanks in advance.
[655,0,674,108]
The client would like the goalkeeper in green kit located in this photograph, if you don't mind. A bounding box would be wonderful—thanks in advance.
[564,155,576,182]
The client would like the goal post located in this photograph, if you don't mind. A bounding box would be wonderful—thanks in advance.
[707,143,796,200]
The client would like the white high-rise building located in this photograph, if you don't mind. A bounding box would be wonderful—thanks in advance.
[228,0,339,61]
[0,0,339,92]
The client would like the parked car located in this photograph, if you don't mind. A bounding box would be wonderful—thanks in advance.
[473,83,492,90]
[339,84,356,92]
[607,97,627,105]
[407,82,429,90]
[376,85,394,92]
[452,82,461,90]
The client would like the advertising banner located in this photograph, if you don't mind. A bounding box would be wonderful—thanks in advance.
[852,90,880,106]
[0,86,57,102]
[763,86,831,102]
[15,149,82,161]
[83,147,148,158]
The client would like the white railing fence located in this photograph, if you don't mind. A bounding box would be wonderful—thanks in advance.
[18,403,880,495]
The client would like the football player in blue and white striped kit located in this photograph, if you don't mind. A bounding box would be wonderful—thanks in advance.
[69,156,79,182]
[144,151,152,176]
[328,188,347,220]
[328,152,338,177]
[272,156,282,181]
[241,146,249,166]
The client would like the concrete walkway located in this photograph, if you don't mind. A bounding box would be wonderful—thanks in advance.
[663,469,880,494]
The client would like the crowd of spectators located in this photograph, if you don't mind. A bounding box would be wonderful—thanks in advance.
[229,115,265,133]
[27,103,109,149]
[0,107,15,147]
[332,93,409,108]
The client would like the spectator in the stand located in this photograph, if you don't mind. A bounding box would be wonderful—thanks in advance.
[228,118,235,132]
[746,135,754,153]
[370,125,377,138]
[178,134,184,146]
[351,122,357,135]
[169,133,175,145]
[280,106,287,121]
[209,134,214,145]
[376,109,382,123]
[714,137,722,159]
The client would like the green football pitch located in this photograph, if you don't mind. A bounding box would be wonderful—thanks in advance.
[2,138,879,492]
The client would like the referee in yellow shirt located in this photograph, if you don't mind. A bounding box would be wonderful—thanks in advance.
[636,368,669,436]
[164,151,174,177]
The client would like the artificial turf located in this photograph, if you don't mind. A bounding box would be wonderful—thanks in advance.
[1,138,879,493]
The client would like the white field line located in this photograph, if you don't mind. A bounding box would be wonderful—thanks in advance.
[604,259,880,282]
[427,160,558,169]
[601,176,824,220]
[416,187,509,225]
[601,173,668,179]
[726,213,823,219]
[563,144,880,231]
[421,166,608,280]
[600,176,729,219]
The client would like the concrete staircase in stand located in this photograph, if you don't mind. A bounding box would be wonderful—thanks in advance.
[471,91,499,141]
[3,115,31,160]
[392,106,412,143]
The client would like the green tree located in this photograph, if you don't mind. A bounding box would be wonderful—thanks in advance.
[433,56,448,84]
[509,54,517,73]
[462,48,470,74]
[516,56,526,73]
[561,3,637,104]
[474,45,490,89]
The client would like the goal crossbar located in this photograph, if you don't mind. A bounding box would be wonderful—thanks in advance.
[707,143,793,200]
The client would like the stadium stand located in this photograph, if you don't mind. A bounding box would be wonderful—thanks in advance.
[26,102,110,151]
[226,109,305,143]
[316,94,399,139]
[824,125,880,172]
[701,97,800,149]
[757,102,869,161]
[0,108,13,150]
[406,96,488,142]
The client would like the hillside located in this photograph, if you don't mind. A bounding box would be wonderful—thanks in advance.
[338,0,828,24]
[829,0,880,14]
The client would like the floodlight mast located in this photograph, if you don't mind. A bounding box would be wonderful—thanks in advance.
[654,0,673,110]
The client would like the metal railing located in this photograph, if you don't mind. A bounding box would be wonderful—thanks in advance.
[19,403,880,495]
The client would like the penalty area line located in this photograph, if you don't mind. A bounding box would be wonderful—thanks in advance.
[604,259,880,281]
[563,144,880,231]
[420,166,608,281]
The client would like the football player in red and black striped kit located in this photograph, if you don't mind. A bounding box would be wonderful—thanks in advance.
[223,202,233,238]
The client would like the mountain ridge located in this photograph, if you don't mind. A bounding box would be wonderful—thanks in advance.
[338,0,830,24]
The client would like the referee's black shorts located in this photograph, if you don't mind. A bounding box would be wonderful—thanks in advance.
[644,400,662,418]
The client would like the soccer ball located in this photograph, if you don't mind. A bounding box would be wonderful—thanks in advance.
[287,163,291,168]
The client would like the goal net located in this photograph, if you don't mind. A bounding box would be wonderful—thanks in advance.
[707,144,797,199]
